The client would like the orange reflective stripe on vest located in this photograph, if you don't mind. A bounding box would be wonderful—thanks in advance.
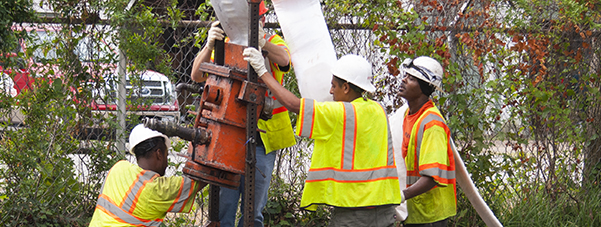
[406,110,456,185]
[166,177,195,213]
[305,102,397,182]
[298,99,315,138]
[403,103,457,224]
[121,170,157,212]
[95,169,195,225]
[96,195,163,226]
[298,98,402,210]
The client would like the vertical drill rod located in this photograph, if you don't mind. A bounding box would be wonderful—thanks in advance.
[244,1,261,226]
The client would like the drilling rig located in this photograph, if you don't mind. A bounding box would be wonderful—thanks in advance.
[144,1,268,226]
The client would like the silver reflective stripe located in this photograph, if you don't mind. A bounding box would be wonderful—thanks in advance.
[267,89,285,110]
[342,103,356,170]
[412,112,456,181]
[300,99,315,137]
[121,170,157,212]
[407,176,420,185]
[272,98,284,109]
[377,102,395,166]
[386,124,395,166]
[306,167,398,181]
[420,168,455,180]
[97,196,162,226]
[168,177,194,212]
[415,113,445,160]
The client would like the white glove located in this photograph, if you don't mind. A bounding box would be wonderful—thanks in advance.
[206,21,225,50]
[258,22,266,49]
[243,47,268,77]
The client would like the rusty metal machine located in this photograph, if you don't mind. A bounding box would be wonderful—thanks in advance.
[144,1,266,226]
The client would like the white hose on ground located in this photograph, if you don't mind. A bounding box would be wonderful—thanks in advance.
[451,138,503,227]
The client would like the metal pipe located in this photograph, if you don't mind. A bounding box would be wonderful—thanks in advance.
[142,118,211,145]
[175,83,204,94]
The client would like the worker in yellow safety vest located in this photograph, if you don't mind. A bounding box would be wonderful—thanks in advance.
[89,124,207,226]
[190,2,296,226]
[397,56,457,226]
[244,50,402,227]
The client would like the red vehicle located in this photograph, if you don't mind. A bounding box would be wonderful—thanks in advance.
[0,53,35,97]
[0,52,35,126]
[4,24,180,132]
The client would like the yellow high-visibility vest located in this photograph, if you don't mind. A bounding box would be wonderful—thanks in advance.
[89,160,200,226]
[257,34,296,153]
[296,98,402,211]
[404,101,457,224]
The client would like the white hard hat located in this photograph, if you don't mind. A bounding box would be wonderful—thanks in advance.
[401,56,444,92]
[128,124,171,155]
[330,54,376,93]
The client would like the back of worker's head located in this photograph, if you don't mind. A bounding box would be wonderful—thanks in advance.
[129,124,171,159]
[330,54,376,93]
[401,56,444,96]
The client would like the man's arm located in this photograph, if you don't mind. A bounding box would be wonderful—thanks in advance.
[243,47,300,114]
[190,46,213,83]
[262,40,290,67]
[261,72,300,114]
[191,21,224,83]
[402,176,437,200]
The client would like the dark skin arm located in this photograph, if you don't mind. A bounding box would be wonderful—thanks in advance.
[262,40,290,67]
[403,175,438,200]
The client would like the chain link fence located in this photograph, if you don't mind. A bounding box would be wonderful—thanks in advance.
[2,0,600,226]
[0,0,386,225]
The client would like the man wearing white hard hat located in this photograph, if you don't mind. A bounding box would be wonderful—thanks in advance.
[244,50,402,226]
[397,56,456,226]
[89,124,207,226]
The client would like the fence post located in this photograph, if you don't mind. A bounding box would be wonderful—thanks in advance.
[116,49,127,153]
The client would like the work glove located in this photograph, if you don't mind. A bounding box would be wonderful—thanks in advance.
[243,47,268,77]
[258,22,266,50]
[206,21,225,50]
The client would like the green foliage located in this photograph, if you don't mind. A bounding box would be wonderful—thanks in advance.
[3,0,600,225]
[0,79,118,226]
[500,186,601,226]
[191,2,215,49]
[368,0,601,225]
[0,0,36,53]
[263,142,330,227]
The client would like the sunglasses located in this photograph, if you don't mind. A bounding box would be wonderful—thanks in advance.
[401,58,439,83]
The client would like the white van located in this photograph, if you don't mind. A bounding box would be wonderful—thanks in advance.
[9,23,180,136]
[89,70,180,126]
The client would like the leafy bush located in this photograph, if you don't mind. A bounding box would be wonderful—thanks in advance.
[0,79,119,226]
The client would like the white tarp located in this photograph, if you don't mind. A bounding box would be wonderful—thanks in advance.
[272,0,336,102]
[211,0,249,46]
